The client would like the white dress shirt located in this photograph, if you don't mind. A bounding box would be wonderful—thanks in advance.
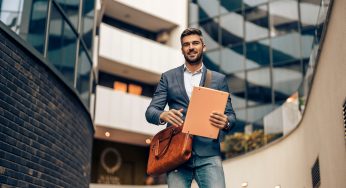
[183,63,203,99]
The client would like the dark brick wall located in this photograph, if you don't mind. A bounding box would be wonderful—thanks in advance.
[0,26,94,187]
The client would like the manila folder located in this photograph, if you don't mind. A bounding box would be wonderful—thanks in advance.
[182,86,229,139]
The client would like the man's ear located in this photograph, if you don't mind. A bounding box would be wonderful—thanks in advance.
[203,44,206,52]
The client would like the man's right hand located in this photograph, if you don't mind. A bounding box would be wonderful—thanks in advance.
[159,108,184,127]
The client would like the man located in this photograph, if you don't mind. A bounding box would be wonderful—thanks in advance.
[145,28,236,188]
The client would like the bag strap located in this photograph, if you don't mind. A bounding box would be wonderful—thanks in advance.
[204,69,212,88]
[154,128,176,158]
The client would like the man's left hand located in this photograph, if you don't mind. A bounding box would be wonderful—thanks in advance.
[209,111,228,129]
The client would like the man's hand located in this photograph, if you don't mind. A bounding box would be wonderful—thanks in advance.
[209,111,228,129]
[159,108,184,127]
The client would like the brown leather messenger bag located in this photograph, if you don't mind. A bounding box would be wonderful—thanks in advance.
[146,70,212,176]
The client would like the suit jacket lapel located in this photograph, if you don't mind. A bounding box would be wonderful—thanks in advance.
[175,65,190,102]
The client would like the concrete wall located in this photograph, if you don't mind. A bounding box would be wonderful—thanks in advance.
[220,0,346,187]
[0,23,94,187]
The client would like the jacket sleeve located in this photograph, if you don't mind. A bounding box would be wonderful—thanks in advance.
[219,76,237,134]
[145,74,168,125]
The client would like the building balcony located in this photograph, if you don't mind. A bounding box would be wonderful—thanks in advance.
[100,0,186,33]
[94,85,165,146]
[98,23,183,84]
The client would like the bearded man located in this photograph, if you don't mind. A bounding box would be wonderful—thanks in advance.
[145,28,236,188]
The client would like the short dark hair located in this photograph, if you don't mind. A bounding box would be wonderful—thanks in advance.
[180,28,203,43]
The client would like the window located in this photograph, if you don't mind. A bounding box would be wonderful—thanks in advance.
[299,0,321,30]
[204,50,220,71]
[245,39,270,69]
[220,0,242,13]
[76,44,92,106]
[246,68,272,105]
[245,5,269,41]
[81,0,95,56]
[271,32,301,65]
[220,13,243,46]
[227,73,246,108]
[113,81,127,93]
[199,18,220,50]
[311,158,321,188]
[220,44,244,74]
[272,61,302,101]
[55,0,80,29]
[269,0,299,36]
[128,84,142,95]
[244,0,268,7]
[47,3,77,86]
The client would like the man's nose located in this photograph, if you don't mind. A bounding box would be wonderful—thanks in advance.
[188,44,195,50]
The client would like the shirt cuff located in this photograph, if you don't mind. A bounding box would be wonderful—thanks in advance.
[159,118,166,125]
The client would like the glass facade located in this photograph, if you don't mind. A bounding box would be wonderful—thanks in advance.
[0,0,96,107]
[189,0,323,153]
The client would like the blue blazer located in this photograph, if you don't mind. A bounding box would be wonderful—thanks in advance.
[145,65,236,156]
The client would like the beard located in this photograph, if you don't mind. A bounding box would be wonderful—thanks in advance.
[183,51,203,65]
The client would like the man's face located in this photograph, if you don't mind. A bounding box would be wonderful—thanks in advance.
[181,34,206,65]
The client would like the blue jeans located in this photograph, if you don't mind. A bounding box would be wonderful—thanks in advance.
[167,155,225,188]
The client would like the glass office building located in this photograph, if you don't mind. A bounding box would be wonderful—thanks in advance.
[189,0,322,132]
[0,0,95,107]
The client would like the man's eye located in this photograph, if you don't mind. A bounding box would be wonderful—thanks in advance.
[183,42,200,47]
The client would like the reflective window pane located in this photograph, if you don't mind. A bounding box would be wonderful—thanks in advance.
[245,39,270,69]
[0,0,49,53]
[220,44,244,74]
[232,108,246,132]
[301,29,315,58]
[227,72,246,108]
[189,22,199,29]
[299,0,321,30]
[270,0,299,36]
[189,0,219,23]
[302,58,310,75]
[26,0,48,53]
[271,32,301,65]
[273,61,302,101]
[243,0,268,8]
[48,4,77,85]
[82,0,95,56]
[0,0,22,11]
[245,5,269,41]
[247,67,271,105]
[252,118,264,131]
[220,0,242,13]
[200,18,219,50]
[0,0,23,34]
[199,0,219,21]
[220,13,243,46]
[247,104,273,122]
[189,0,199,23]
[76,44,92,106]
[204,50,220,71]
[55,0,80,29]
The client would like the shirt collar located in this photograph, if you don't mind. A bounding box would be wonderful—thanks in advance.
[183,63,204,74]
